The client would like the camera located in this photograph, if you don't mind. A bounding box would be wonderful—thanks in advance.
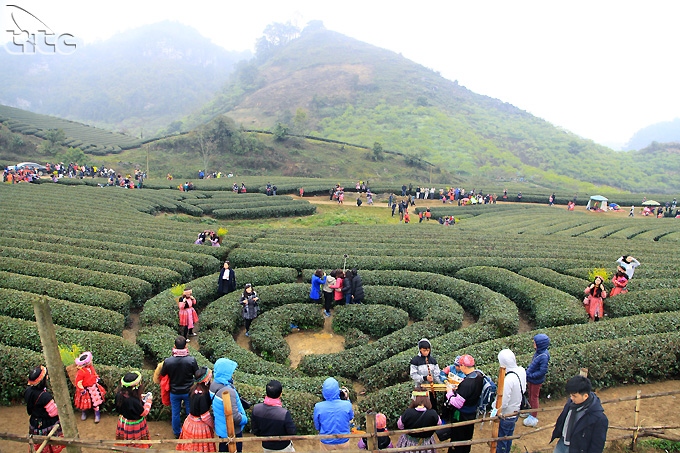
[343,254,348,258]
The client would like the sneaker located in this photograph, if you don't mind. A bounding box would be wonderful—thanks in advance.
[245,331,250,337]
[290,324,298,330]
[523,415,538,427]
[323,310,331,317]
[186,338,190,342]
[190,332,197,336]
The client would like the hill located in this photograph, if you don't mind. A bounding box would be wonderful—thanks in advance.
[194,24,680,193]
[624,118,680,150]
[0,21,249,136]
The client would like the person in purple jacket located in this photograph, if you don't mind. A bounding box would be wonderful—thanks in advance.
[524,333,550,427]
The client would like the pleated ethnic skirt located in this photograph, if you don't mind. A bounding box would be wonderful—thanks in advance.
[177,413,217,451]
[28,422,65,453]
[116,415,150,449]
[74,383,106,410]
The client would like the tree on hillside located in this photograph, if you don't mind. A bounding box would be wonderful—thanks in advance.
[39,128,66,155]
[255,21,300,59]
[195,126,216,173]
[372,142,384,161]
[273,123,289,141]
[59,147,88,165]
[293,108,309,135]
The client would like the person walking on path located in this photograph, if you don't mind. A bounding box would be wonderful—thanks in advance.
[550,375,608,453]
[217,260,236,295]
[240,283,260,336]
[251,380,297,452]
[524,334,550,427]
[160,336,199,438]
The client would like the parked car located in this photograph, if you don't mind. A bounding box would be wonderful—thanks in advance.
[14,162,47,173]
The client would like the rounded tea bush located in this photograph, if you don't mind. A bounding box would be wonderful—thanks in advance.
[332,304,408,337]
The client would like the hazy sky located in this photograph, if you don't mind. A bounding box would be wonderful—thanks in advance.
[2,1,679,148]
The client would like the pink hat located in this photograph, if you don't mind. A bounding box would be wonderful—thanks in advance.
[459,354,475,367]
[375,413,387,429]
[75,351,93,366]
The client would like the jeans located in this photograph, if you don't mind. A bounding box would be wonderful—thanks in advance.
[496,416,518,453]
[553,438,569,453]
[170,392,190,436]
[345,293,352,305]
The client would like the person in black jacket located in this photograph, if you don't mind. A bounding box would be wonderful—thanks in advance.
[350,268,364,304]
[160,336,199,438]
[251,380,297,452]
[342,271,353,305]
[217,260,236,295]
[550,375,608,453]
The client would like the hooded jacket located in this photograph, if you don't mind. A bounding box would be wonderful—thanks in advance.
[526,334,550,385]
[496,349,526,416]
[210,358,247,437]
[409,338,442,385]
[313,378,354,444]
[550,392,608,453]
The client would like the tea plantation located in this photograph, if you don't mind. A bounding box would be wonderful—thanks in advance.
[1,182,679,433]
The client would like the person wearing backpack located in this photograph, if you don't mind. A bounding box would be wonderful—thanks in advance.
[524,333,551,428]
[438,354,483,453]
[493,349,526,453]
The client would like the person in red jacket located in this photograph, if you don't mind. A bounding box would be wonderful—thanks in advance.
[74,351,106,423]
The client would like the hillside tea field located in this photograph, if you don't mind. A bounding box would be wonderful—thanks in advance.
[1,183,679,433]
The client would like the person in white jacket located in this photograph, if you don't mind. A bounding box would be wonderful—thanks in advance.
[616,255,640,280]
[493,349,526,453]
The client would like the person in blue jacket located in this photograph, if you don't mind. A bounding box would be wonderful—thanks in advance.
[524,333,550,427]
[310,269,327,304]
[313,377,354,449]
[210,358,248,452]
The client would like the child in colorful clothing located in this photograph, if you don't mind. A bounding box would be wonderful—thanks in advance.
[74,351,106,423]
[609,271,629,297]
[358,413,393,450]
[178,367,216,452]
[179,287,198,340]
[116,371,153,449]
[25,366,65,453]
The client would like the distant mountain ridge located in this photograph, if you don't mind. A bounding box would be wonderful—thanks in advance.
[0,21,250,136]
[624,118,680,150]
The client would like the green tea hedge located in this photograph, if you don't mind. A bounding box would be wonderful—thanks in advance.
[332,304,408,337]
[0,256,152,305]
[297,321,446,379]
[0,289,124,335]
[249,303,324,364]
[0,245,180,294]
[605,289,680,317]
[0,271,131,315]
[518,267,589,299]
[456,266,587,328]
[1,315,143,368]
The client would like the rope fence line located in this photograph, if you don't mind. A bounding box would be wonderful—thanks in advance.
[5,388,679,452]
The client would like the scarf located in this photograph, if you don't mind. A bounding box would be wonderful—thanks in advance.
[562,394,594,445]
[264,396,282,407]
[172,348,189,357]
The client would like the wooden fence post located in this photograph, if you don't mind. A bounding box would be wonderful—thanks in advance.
[223,390,236,453]
[632,390,642,451]
[365,412,377,452]
[32,296,81,453]
[490,366,506,453]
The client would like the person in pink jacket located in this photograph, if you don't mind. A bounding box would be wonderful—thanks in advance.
[327,269,344,317]
[584,276,607,321]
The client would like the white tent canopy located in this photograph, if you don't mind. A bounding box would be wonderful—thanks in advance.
[586,195,608,210]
